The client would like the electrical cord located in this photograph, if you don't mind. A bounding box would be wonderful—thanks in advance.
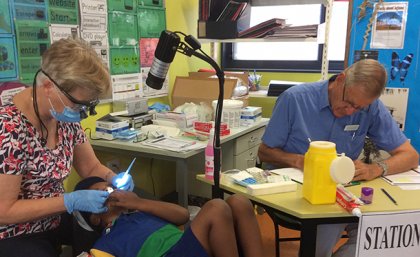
[149,158,156,196]
[84,127,103,141]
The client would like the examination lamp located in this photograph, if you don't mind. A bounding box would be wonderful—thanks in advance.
[146,30,225,198]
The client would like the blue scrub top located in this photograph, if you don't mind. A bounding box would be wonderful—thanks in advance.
[262,79,406,164]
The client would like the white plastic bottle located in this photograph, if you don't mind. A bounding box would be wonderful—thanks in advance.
[205,129,215,180]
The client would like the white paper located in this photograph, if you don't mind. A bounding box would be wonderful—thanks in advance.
[49,24,79,43]
[0,87,25,105]
[80,14,107,31]
[111,73,142,101]
[370,2,408,49]
[379,87,409,131]
[382,169,420,185]
[141,67,169,98]
[79,0,107,15]
[142,137,206,152]
[270,168,304,184]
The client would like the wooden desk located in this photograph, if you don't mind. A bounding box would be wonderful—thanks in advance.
[90,118,268,207]
[197,174,420,257]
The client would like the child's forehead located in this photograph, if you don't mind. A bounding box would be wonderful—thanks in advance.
[89,181,110,190]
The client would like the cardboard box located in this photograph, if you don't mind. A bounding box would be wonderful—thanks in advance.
[188,71,249,106]
[171,76,238,109]
[188,71,249,85]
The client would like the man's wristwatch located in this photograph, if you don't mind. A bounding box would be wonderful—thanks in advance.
[377,161,389,176]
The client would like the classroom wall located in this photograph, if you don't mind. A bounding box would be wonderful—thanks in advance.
[347,0,420,154]
[66,1,334,194]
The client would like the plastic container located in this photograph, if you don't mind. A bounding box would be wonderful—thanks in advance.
[205,128,215,180]
[361,187,374,204]
[303,141,339,204]
[212,99,243,128]
[303,141,355,204]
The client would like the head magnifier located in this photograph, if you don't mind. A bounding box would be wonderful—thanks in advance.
[40,69,99,120]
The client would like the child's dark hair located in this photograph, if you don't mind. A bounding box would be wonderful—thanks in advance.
[73,176,107,233]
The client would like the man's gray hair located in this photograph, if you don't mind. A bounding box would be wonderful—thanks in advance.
[343,59,387,98]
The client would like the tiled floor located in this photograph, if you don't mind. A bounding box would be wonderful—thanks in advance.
[256,212,300,257]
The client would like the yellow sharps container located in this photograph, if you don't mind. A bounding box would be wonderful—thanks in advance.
[303,141,337,204]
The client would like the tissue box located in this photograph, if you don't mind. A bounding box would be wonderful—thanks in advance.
[154,112,198,129]
[96,114,129,140]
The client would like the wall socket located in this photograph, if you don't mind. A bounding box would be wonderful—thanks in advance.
[106,159,121,172]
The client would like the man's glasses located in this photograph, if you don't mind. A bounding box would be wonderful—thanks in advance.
[342,84,363,111]
[41,70,99,118]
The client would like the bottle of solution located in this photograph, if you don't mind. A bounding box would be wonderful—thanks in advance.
[205,129,215,180]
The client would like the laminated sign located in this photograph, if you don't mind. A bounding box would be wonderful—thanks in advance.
[356,210,420,257]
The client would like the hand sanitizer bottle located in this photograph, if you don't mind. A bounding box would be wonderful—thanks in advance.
[205,129,215,180]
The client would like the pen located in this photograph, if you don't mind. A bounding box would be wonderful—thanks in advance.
[381,188,398,205]
[291,179,302,185]
[151,137,166,143]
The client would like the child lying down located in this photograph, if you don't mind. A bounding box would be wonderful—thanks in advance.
[73,176,264,257]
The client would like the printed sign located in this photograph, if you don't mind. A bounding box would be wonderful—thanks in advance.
[49,24,79,43]
[356,210,420,257]
[111,73,142,100]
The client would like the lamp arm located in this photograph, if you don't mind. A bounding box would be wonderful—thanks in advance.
[177,42,224,198]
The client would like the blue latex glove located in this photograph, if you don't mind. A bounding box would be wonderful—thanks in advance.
[148,102,170,113]
[63,190,109,214]
[112,173,134,191]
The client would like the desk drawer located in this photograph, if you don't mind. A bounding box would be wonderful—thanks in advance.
[234,145,259,170]
[234,127,265,155]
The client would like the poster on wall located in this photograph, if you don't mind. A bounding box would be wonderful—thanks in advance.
[370,2,408,49]
[111,73,142,101]
[379,87,409,131]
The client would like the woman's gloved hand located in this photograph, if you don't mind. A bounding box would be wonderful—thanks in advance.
[64,190,109,214]
[112,173,134,191]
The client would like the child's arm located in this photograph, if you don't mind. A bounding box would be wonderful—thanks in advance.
[109,190,189,225]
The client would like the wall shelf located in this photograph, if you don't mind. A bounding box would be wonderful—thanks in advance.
[199,37,318,44]
[250,0,328,6]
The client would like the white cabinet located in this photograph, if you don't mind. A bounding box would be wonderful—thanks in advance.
[233,126,265,170]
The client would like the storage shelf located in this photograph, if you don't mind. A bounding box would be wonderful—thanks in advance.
[250,0,327,6]
[199,37,317,44]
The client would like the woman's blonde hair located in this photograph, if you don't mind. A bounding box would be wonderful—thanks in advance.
[343,59,387,98]
[38,38,110,98]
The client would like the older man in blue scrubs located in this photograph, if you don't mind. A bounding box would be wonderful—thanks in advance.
[258,59,419,257]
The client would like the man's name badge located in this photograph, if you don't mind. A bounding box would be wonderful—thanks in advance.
[344,125,359,131]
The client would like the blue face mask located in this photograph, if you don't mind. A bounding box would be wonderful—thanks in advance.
[49,98,82,123]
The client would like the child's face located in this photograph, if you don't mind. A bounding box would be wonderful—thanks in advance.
[89,181,126,228]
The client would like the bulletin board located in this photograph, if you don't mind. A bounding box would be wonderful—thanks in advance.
[347,0,420,153]
[0,0,167,102]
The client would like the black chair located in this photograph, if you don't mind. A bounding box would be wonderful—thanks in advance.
[265,208,302,257]
[255,159,301,257]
